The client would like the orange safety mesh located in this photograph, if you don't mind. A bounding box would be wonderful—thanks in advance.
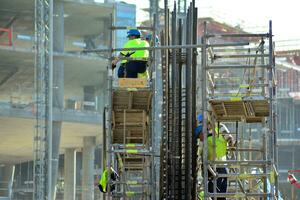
[0,28,12,46]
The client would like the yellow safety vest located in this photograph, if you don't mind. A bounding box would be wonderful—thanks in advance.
[99,169,109,192]
[198,191,204,200]
[121,38,149,64]
[137,70,149,78]
[207,134,227,161]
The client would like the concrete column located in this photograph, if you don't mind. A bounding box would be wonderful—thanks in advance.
[0,164,15,197]
[51,1,64,200]
[64,148,76,200]
[82,136,96,200]
[96,84,106,113]
[76,152,82,189]
[53,0,64,108]
[51,122,62,200]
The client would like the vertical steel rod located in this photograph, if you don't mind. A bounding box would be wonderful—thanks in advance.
[184,6,192,200]
[171,6,177,198]
[201,21,209,200]
[177,18,183,200]
[191,4,198,199]
[106,13,114,200]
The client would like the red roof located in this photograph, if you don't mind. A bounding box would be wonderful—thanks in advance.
[197,18,259,43]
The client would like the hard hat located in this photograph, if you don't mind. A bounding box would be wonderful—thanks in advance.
[219,123,230,134]
[197,114,203,122]
[127,29,141,38]
[145,33,159,43]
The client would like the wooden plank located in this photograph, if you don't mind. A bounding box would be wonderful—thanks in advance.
[113,90,152,110]
[210,99,269,123]
[221,102,227,116]
[128,92,133,109]
[146,92,152,110]
[242,102,249,117]
[113,129,147,144]
[112,111,115,128]
[119,78,147,88]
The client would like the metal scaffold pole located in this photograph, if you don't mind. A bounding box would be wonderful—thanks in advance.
[33,0,53,199]
[191,2,198,198]
[105,13,114,200]
[151,0,161,199]
[201,21,209,200]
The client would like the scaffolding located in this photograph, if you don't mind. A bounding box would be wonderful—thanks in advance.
[90,1,280,199]
[200,21,278,199]
[33,0,53,199]
[102,13,158,199]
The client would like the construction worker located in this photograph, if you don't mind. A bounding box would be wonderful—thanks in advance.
[112,29,149,78]
[209,123,228,200]
[145,33,160,46]
[98,167,119,193]
[195,114,203,138]
[197,120,233,200]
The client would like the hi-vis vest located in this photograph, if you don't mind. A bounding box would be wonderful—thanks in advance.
[99,168,109,193]
[138,70,149,78]
[121,38,149,64]
[207,133,227,161]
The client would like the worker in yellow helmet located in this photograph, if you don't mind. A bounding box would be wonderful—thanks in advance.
[98,167,119,193]
[197,121,233,200]
[112,29,149,78]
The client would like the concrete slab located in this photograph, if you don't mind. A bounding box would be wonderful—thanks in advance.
[0,46,107,103]
[0,116,102,164]
[0,0,113,36]
[0,103,102,124]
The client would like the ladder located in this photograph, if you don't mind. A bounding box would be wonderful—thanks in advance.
[200,21,279,199]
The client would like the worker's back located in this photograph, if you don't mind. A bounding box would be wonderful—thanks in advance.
[121,38,149,61]
[207,134,227,161]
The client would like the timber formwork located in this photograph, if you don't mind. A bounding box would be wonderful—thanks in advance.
[200,21,278,199]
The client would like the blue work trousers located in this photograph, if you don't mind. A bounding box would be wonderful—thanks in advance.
[117,61,147,78]
[208,167,228,200]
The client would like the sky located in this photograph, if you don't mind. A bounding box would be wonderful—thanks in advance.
[115,0,300,42]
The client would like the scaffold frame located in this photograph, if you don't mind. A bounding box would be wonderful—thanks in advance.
[200,20,279,200]
[33,0,53,199]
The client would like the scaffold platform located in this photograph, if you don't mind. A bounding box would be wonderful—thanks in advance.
[209,96,269,123]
